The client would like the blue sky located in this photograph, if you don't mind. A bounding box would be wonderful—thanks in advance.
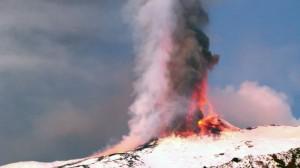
[0,0,298,165]
[207,0,300,117]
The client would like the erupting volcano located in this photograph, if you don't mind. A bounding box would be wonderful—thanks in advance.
[82,0,223,156]
[2,0,300,168]
[106,0,239,152]
[89,0,240,156]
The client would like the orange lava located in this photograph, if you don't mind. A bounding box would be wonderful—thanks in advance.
[176,78,238,137]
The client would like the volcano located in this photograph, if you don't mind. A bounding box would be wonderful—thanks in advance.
[2,0,299,167]
[3,126,300,168]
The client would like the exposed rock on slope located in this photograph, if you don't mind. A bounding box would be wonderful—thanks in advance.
[213,148,300,168]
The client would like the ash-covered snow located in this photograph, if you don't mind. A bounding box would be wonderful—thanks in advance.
[1,126,300,168]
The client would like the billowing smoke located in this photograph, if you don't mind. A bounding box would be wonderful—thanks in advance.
[210,81,300,128]
[100,0,218,154]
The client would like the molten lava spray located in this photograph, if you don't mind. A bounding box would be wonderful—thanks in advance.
[100,0,236,155]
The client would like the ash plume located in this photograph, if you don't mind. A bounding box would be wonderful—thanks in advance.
[100,0,218,154]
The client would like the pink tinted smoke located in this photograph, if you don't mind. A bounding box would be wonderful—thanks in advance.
[210,81,299,128]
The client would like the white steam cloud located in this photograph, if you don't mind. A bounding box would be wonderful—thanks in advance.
[116,0,177,153]
[128,0,176,140]
[98,0,177,154]
[210,81,299,128]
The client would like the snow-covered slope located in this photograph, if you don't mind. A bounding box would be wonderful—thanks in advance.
[2,126,300,168]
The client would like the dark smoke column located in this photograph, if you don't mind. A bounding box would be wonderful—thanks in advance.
[167,0,219,133]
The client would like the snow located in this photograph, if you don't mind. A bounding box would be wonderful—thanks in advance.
[143,126,300,168]
[1,126,300,168]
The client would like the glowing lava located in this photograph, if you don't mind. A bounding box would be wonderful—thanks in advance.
[176,78,239,137]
